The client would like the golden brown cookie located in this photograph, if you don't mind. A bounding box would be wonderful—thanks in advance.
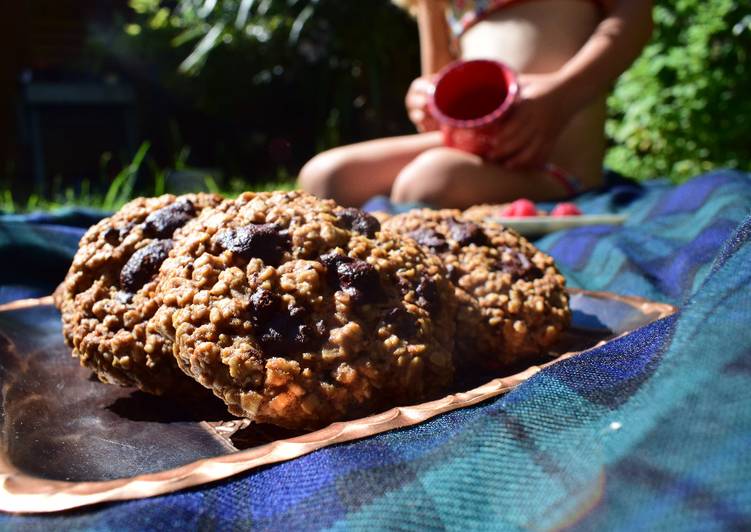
[369,211,392,224]
[153,191,457,429]
[56,193,223,395]
[383,209,569,368]
[462,203,510,222]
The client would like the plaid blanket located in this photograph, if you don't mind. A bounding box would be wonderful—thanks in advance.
[3,171,751,530]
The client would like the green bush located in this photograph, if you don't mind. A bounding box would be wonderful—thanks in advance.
[606,0,751,181]
[110,0,418,184]
[119,0,750,184]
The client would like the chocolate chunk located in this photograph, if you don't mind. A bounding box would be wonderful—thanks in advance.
[103,228,120,246]
[120,239,173,292]
[258,321,285,353]
[289,306,306,320]
[142,198,196,238]
[249,292,323,355]
[104,222,135,246]
[336,208,380,238]
[320,252,354,287]
[257,307,322,355]
[215,224,290,265]
[321,252,353,273]
[407,228,448,252]
[385,307,419,337]
[498,247,543,280]
[336,260,382,303]
[295,323,319,350]
[415,277,440,312]
[249,289,280,324]
[446,264,463,285]
[449,218,489,247]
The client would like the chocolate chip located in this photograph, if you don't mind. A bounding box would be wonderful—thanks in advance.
[258,325,284,353]
[295,323,320,350]
[407,228,448,252]
[215,224,290,265]
[142,198,196,238]
[385,307,418,337]
[248,290,324,355]
[446,264,463,284]
[249,289,280,324]
[104,222,135,246]
[320,252,351,267]
[336,260,382,303]
[497,247,543,280]
[449,218,489,247]
[320,252,353,288]
[119,239,173,292]
[415,277,440,312]
[336,208,380,238]
[103,228,120,245]
[289,306,306,320]
[323,254,383,303]
[257,307,322,355]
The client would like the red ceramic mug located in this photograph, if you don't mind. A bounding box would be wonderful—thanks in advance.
[428,59,518,159]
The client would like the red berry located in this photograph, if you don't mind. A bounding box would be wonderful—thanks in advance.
[551,202,582,216]
[500,198,538,217]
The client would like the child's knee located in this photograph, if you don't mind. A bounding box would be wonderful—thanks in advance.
[298,151,347,199]
[390,148,466,205]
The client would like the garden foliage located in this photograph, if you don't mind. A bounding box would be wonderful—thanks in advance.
[606,0,751,180]
[124,0,750,182]
[118,0,419,182]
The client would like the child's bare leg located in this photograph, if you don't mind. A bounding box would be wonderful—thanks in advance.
[298,132,443,207]
[390,147,575,209]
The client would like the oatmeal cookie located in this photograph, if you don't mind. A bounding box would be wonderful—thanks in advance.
[369,211,392,224]
[57,193,223,395]
[462,203,510,222]
[382,209,569,367]
[153,191,456,429]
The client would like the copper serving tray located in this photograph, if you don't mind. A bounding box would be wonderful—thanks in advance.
[0,289,675,514]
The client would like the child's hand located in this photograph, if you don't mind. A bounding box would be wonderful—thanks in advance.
[405,76,440,133]
[490,73,571,170]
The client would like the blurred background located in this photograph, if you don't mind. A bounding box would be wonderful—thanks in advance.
[1,0,749,212]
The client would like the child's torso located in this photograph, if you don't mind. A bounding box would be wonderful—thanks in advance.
[453,0,608,188]
[448,0,612,38]
[457,0,601,73]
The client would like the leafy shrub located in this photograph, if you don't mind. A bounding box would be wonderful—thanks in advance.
[119,0,751,184]
[606,0,751,181]
[111,0,419,184]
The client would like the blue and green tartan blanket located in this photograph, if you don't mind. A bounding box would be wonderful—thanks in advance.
[2,170,751,530]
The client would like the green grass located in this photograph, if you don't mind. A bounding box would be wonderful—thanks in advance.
[0,142,298,214]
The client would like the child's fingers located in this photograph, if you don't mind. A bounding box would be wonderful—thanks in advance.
[412,77,436,93]
[406,93,429,112]
[493,111,527,147]
[410,108,426,124]
[409,109,439,132]
[491,124,536,161]
[406,78,434,102]
[495,126,530,158]
[503,136,547,170]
